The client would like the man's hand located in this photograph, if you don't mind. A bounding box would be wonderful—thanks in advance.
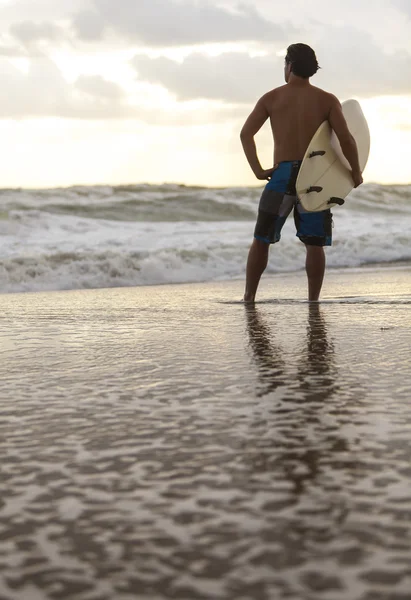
[352,169,363,188]
[256,166,277,181]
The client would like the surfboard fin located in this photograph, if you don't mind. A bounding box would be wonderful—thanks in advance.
[309,151,326,158]
[307,186,323,193]
[328,197,345,206]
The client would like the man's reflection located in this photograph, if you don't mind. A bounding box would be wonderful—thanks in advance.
[245,303,337,400]
[244,303,343,495]
[297,303,339,402]
[244,304,286,398]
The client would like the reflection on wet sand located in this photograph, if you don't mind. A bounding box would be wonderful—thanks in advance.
[245,303,338,401]
[244,304,286,398]
[297,303,339,402]
[244,304,347,496]
[2,279,411,600]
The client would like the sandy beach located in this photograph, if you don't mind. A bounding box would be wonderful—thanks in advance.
[1,266,411,600]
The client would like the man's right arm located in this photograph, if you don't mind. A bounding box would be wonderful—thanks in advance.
[328,95,363,188]
[240,94,275,181]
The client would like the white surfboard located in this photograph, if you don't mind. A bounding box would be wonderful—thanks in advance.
[296,99,370,212]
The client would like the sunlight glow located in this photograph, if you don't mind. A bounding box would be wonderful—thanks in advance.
[1,47,411,187]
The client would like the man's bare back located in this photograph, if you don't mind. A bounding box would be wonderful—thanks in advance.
[241,78,362,187]
[265,83,334,163]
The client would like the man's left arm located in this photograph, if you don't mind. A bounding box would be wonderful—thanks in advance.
[240,95,274,180]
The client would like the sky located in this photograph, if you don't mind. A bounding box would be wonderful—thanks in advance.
[1,0,411,188]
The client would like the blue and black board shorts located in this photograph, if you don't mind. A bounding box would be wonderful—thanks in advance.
[254,160,332,246]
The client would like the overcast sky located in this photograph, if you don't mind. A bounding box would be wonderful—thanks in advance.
[1,0,411,187]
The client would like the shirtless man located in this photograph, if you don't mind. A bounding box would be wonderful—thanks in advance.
[240,43,363,302]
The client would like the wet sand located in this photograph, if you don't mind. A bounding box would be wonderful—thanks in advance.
[1,267,411,600]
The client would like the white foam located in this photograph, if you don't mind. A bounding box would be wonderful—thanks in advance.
[0,184,410,293]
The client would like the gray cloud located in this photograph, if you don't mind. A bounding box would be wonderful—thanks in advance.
[0,56,243,125]
[75,75,125,100]
[0,1,86,57]
[393,0,411,18]
[1,4,409,124]
[132,25,411,104]
[10,21,63,44]
[73,0,287,46]
[72,10,106,42]
[0,57,132,119]
[315,26,411,98]
[0,57,67,118]
[132,52,280,103]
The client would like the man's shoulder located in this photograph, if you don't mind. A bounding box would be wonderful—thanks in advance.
[258,86,285,106]
[311,86,339,104]
[265,85,287,96]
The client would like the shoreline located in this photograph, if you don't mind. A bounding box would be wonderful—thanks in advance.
[0,260,410,297]
[1,180,409,192]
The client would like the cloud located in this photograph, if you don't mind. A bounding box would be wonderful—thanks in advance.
[0,0,87,25]
[73,0,287,46]
[314,26,411,98]
[0,58,65,118]
[0,56,244,125]
[0,57,133,119]
[393,0,411,18]
[10,20,63,44]
[132,52,280,103]
[72,10,106,42]
[0,44,25,57]
[0,1,86,55]
[75,75,125,101]
[131,25,411,103]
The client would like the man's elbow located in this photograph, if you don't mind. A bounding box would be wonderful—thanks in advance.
[240,127,253,141]
[337,131,355,145]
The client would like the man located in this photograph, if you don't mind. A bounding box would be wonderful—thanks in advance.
[240,43,363,303]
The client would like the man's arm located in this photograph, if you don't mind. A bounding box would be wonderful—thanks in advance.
[240,95,274,180]
[328,95,363,188]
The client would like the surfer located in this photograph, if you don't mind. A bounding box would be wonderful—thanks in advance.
[240,43,363,302]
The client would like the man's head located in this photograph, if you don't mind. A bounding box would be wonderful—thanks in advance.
[284,43,320,82]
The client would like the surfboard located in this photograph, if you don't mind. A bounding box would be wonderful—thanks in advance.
[296,99,370,212]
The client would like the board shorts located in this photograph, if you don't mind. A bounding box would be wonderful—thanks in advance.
[254,160,333,246]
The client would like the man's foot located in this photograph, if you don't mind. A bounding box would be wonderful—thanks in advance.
[243,294,255,303]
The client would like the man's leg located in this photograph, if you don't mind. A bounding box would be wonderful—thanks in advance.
[305,245,325,302]
[244,238,270,302]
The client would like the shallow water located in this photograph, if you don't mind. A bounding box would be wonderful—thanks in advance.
[1,268,411,600]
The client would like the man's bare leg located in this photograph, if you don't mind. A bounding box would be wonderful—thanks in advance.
[244,238,270,302]
[305,245,325,301]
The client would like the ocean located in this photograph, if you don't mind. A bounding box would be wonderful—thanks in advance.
[0,182,410,294]
[2,182,411,599]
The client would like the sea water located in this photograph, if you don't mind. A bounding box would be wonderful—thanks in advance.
[0,182,410,293]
